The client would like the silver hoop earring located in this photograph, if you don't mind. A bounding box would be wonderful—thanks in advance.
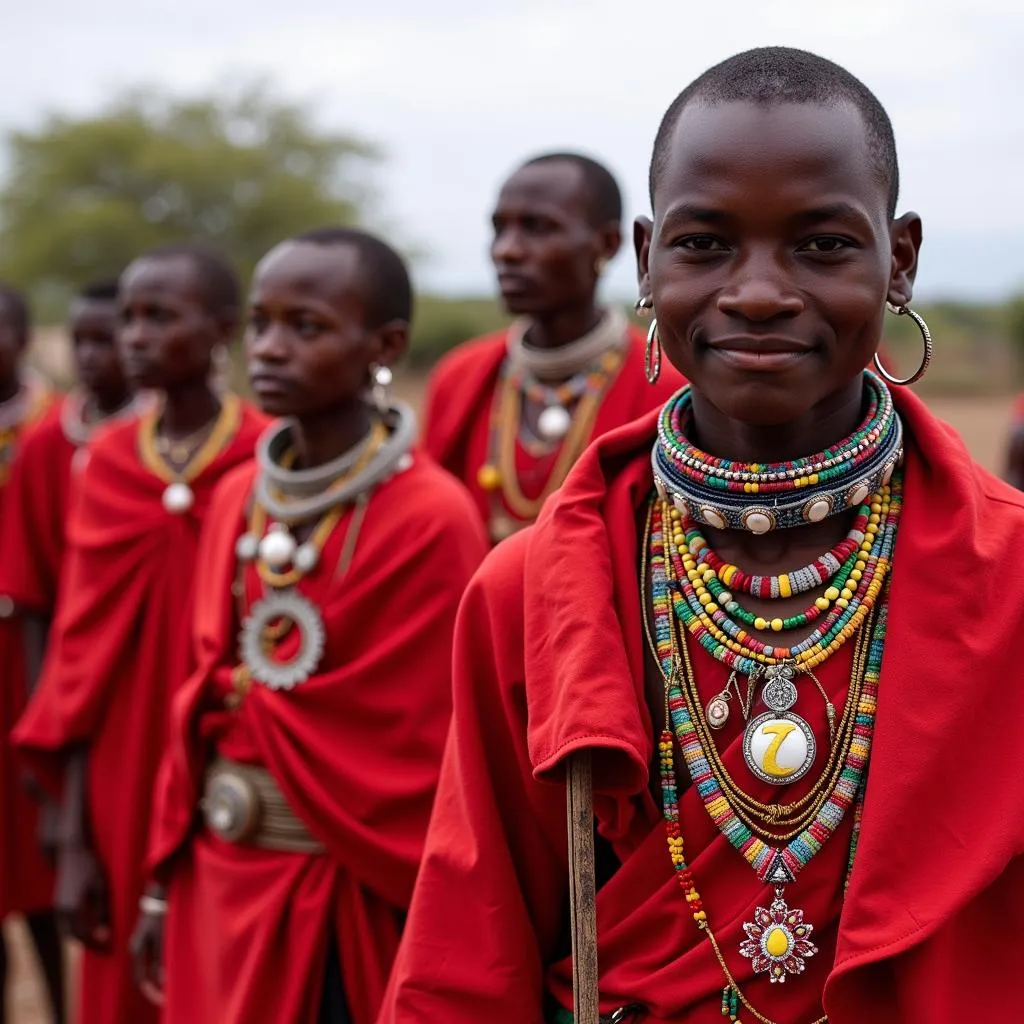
[369,363,393,415]
[874,302,933,386]
[634,295,654,320]
[644,319,662,385]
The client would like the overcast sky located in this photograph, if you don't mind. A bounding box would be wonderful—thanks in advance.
[4,0,1022,301]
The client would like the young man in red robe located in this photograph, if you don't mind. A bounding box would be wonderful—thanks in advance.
[422,152,683,544]
[13,244,266,1024]
[381,49,1024,1023]
[0,284,59,1023]
[130,227,487,1024]
[2,279,137,688]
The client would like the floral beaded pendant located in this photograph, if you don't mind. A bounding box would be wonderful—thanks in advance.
[739,887,819,983]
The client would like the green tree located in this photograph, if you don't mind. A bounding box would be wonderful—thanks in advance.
[0,82,380,315]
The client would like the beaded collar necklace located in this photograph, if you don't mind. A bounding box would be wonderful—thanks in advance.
[652,371,902,534]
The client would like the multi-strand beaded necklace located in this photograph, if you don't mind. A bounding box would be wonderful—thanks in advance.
[641,376,901,1022]
[652,371,901,534]
[476,314,627,542]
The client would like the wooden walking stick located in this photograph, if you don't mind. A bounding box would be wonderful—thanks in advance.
[567,749,599,1024]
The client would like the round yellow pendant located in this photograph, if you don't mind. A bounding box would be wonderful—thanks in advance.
[477,464,502,491]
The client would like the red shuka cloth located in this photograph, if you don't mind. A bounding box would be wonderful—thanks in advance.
[422,326,684,531]
[381,388,1024,1023]
[12,400,266,1024]
[146,450,487,1024]
[0,393,55,918]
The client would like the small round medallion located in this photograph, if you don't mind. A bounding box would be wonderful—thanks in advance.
[803,497,833,523]
[706,695,731,730]
[761,673,799,713]
[162,481,195,514]
[742,508,776,535]
[235,533,259,562]
[701,505,727,530]
[537,404,572,440]
[743,712,816,785]
[293,543,319,574]
[258,526,297,569]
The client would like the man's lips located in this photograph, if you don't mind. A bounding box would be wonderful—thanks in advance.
[706,336,815,372]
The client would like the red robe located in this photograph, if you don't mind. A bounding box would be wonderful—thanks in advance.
[0,391,54,919]
[147,450,487,1024]
[422,326,683,535]
[12,398,266,1024]
[381,388,1024,1023]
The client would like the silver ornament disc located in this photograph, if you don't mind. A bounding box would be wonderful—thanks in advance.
[743,711,816,786]
[239,589,326,690]
[537,404,572,440]
[761,664,799,713]
[293,543,320,574]
[258,526,297,569]
[235,533,259,562]
[162,481,195,514]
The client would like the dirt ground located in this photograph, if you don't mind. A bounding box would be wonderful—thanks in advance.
[2,393,1014,1023]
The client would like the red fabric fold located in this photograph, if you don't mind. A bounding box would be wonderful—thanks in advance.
[12,402,266,1024]
[0,393,55,918]
[382,387,1024,1023]
[148,451,487,1024]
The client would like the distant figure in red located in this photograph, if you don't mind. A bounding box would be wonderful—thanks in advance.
[13,245,266,1024]
[422,152,683,544]
[0,283,58,1022]
[1004,394,1024,489]
[131,227,487,1024]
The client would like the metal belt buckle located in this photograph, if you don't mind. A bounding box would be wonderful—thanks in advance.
[201,769,261,843]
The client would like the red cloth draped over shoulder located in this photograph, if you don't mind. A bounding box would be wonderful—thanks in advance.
[0,392,55,918]
[0,399,78,614]
[381,387,1024,1024]
[147,450,487,1024]
[12,398,266,1024]
[421,326,684,531]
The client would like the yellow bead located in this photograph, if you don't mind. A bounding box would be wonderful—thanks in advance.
[770,618,784,632]
[868,513,881,525]
[749,482,759,494]
[855,559,867,571]
[766,927,791,958]
[836,598,849,609]
[809,472,820,485]
[699,592,713,606]
[840,587,854,600]
[870,502,882,514]
[824,586,840,601]
[778,574,792,599]
[754,617,768,631]
[477,464,501,491]
[815,597,830,611]
[849,569,863,582]
[706,603,719,614]
[722,565,737,586]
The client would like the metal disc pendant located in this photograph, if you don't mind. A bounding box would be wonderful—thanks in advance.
[761,664,798,713]
[258,525,297,570]
[239,589,326,690]
[739,888,819,983]
[743,711,816,785]
[162,481,195,514]
[537,404,572,440]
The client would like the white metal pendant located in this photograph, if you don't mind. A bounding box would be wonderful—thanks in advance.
[162,481,195,514]
[537,404,572,440]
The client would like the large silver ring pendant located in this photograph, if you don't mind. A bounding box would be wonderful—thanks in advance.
[743,711,816,786]
[239,589,325,691]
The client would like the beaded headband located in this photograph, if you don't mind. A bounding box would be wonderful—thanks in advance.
[651,371,903,534]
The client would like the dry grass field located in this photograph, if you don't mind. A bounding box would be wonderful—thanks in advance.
[2,391,1014,1023]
